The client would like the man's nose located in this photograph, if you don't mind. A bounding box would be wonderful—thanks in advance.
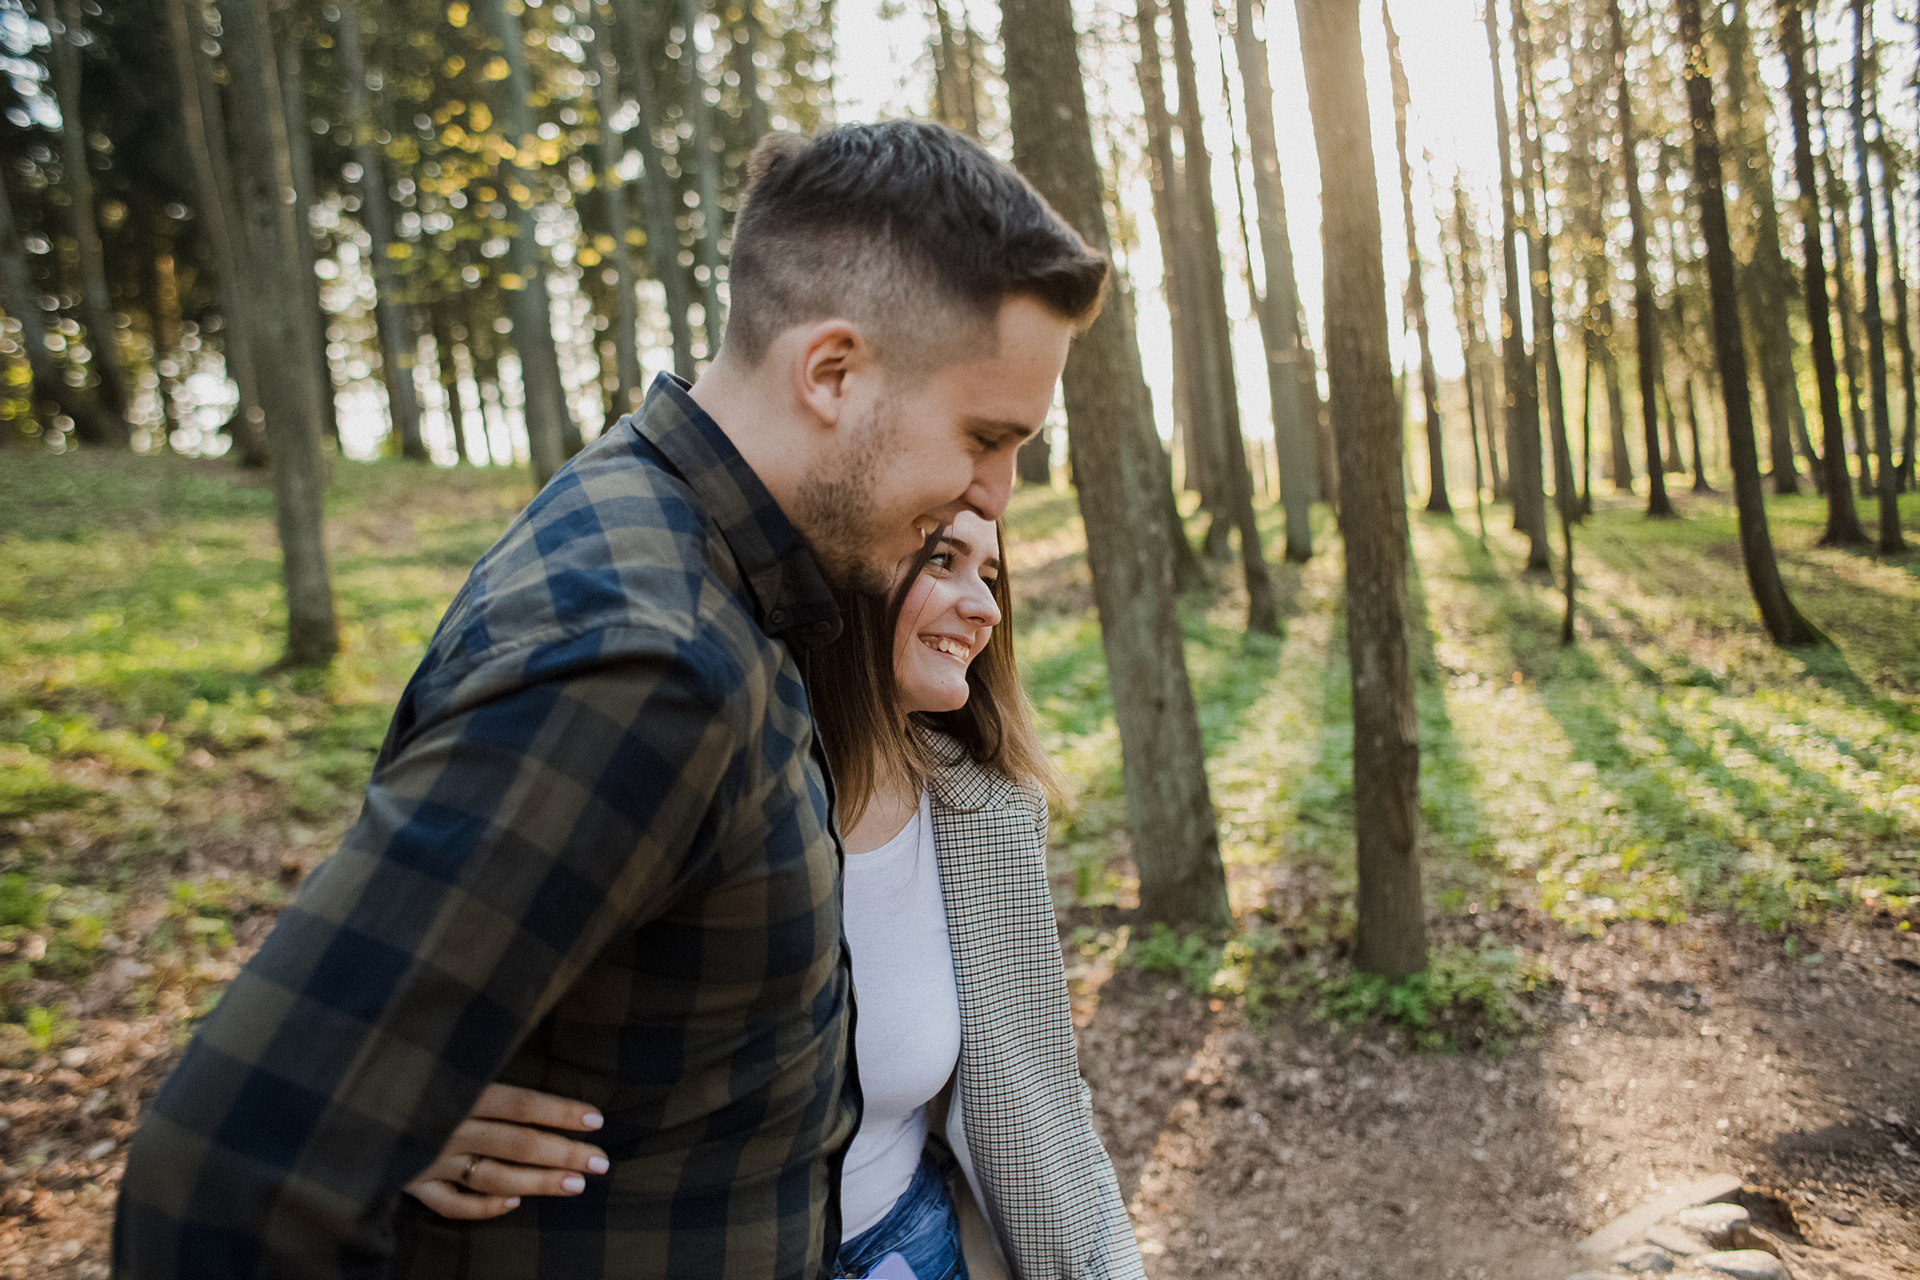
[963,451,1018,522]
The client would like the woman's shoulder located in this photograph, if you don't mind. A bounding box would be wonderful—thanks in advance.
[920,728,1048,830]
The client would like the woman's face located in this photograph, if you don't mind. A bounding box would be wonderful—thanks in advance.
[891,512,1003,715]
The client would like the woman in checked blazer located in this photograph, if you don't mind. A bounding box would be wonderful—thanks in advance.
[409,512,1143,1280]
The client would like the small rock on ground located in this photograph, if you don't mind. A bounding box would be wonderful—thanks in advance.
[1695,1250,1791,1280]
[1645,1224,1710,1257]
[1678,1204,1751,1250]
[1614,1245,1677,1273]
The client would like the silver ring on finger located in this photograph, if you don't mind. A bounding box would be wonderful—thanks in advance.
[459,1154,482,1187]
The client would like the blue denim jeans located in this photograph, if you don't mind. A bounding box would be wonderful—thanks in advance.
[834,1150,968,1280]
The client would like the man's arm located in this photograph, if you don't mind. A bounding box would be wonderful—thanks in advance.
[113,645,740,1278]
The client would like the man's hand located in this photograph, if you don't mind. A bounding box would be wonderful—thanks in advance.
[404,1084,609,1220]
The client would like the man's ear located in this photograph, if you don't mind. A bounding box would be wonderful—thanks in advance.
[791,319,870,429]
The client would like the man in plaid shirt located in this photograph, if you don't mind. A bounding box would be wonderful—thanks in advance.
[112,122,1107,1279]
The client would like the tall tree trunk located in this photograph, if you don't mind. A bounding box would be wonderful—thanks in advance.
[477,0,577,486]
[1514,0,1576,523]
[1235,0,1316,560]
[335,0,426,459]
[1165,0,1274,630]
[1384,2,1447,516]
[1883,144,1917,495]
[1851,0,1905,552]
[164,0,267,466]
[590,0,644,414]
[1675,0,1821,646]
[273,7,342,448]
[48,0,131,444]
[1815,44,1875,500]
[680,0,726,357]
[1610,0,1674,517]
[1594,288,1633,492]
[0,165,128,445]
[1715,0,1802,495]
[1000,0,1229,928]
[430,298,477,464]
[609,0,696,382]
[733,0,771,144]
[1296,0,1425,979]
[1483,0,1552,563]
[1133,0,1216,511]
[1445,177,1491,539]
[221,0,339,666]
[1779,0,1862,540]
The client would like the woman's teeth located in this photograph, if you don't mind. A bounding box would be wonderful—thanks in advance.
[927,636,970,660]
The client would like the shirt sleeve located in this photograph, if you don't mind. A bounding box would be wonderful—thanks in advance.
[112,644,741,1279]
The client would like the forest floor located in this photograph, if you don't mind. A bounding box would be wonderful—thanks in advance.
[0,452,1915,1278]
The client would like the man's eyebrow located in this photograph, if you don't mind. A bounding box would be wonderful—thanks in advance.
[964,416,1041,443]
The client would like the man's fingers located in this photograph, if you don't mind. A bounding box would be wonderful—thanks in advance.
[404,1178,522,1221]
[468,1083,604,1133]
[457,1118,609,1174]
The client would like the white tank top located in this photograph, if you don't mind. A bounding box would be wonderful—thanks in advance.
[838,789,962,1241]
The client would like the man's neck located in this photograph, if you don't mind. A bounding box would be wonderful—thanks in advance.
[687,354,809,525]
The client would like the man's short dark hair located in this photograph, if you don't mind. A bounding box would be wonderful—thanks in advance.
[724,122,1110,370]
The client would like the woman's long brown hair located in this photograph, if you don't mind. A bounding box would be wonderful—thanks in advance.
[805,522,1058,829]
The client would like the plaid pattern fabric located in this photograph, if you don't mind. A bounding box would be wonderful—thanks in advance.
[114,374,858,1280]
[925,736,1145,1280]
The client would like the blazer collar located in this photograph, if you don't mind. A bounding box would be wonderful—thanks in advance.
[921,727,1016,814]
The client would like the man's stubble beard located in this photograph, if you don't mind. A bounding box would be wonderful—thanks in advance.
[794,397,897,596]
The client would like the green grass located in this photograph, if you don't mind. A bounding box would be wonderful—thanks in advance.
[0,452,1914,1056]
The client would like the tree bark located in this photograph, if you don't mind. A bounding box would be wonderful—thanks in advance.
[335,0,425,459]
[1234,0,1316,561]
[273,6,342,448]
[609,0,696,381]
[1778,0,1863,540]
[1716,0,1802,495]
[1296,0,1426,978]
[1609,0,1674,517]
[430,298,478,464]
[1675,0,1821,646]
[680,0,726,357]
[1383,2,1447,516]
[164,0,267,466]
[1483,0,1551,564]
[1513,0,1576,523]
[1882,144,1917,495]
[590,0,644,414]
[1000,0,1230,928]
[477,0,577,485]
[733,0,771,144]
[48,0,131,443]
[1444,177,1491,538]
[221,0,339,666]
[1813,41,1875,500]
[1164,0,1275,630]
[1851,0,1905,551]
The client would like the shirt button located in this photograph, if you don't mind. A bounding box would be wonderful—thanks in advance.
[769,609,787,625]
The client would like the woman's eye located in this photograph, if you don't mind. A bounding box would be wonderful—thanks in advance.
[926,553,955,572]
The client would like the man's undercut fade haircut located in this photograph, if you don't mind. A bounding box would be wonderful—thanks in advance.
[726,122,1110,370]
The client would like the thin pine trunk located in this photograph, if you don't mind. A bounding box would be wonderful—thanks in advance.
[1815,42,1875,498]
[733,0,771,144]
[1444,178,1491,539]
[590,0,644,414]
[1384,2,1447,516]
[1610,0,1674,516]
[1484,0,1552,564]
[680,0,726,356]
[1514,0,1576,523]
[609,0,696,381]
[1166,0,1275,630]
[477,0,577,485]
[1675,0,1822,646]
[222,0,339,666]
[274,9,342,448]
[1852,0,1905,551]
[1883,147,1917,494]
[1000,0,1230,929]
[430,299,477,464]
[1234,0,1316,560]
[336,0,425,459]
[1296,0,1424,978]
[48,0,131,443]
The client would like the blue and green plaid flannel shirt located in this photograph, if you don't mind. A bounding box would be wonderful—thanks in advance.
[113,374,859,1279]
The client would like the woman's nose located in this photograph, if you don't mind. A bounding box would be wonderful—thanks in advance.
[961,579,1002,627]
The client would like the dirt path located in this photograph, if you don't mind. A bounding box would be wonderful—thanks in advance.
[1079,910,1920,1280]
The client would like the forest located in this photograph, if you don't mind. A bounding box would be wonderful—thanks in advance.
[0,0,1916,1274]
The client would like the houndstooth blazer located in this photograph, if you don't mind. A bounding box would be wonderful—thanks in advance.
[922,732,1146,1280]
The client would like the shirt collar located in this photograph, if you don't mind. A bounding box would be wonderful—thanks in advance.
[629,373,842,650]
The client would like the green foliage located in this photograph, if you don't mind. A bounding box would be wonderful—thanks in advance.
[1124,923,1224,995]
[1310,944,1549,1051]
[19,1003,77,1054]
